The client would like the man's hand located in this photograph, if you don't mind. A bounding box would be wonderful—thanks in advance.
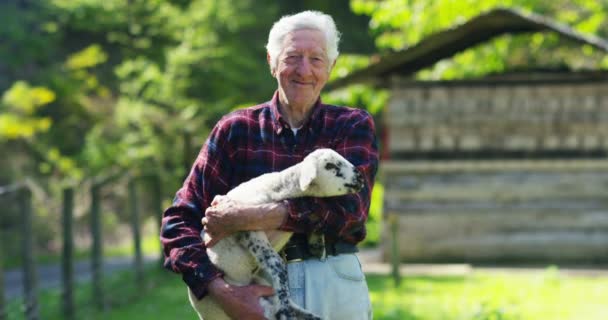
[208,277,275,320]
[203,196,247,247]
[202,196,288,247]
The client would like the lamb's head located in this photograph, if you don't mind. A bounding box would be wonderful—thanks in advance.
[298,148,365,197]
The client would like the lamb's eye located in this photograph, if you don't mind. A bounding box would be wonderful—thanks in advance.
[325,163,338,170]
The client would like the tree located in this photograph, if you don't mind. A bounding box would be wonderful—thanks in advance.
[1,0,280,182]
[350,0,608,79]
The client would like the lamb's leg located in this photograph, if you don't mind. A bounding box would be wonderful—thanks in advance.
[237,231,320,320]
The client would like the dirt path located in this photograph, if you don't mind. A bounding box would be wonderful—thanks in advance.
[3,256,158,300]
[357,248,608,277]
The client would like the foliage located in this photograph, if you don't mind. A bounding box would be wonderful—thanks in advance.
[350,0,608,79]
[324,54,389,117]
[0,0,279,183]
[0,81,54,139]
[54,0,277,179]
[4,1,607,180]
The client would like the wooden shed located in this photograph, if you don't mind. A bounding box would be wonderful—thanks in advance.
[330,9,608,264]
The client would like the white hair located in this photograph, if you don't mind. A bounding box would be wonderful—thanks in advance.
[266,11,341,72]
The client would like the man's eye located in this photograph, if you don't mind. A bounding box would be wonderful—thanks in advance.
[311,57,326,66]
[284,56,299,63]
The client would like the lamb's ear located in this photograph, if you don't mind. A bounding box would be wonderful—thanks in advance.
[299,159,317,191]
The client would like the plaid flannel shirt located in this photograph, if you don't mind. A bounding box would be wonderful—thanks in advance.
[161,91,379,299]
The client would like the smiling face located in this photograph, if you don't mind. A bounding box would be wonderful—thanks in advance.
[272,29,333,113]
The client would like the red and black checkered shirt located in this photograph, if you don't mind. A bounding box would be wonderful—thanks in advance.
[161,91,379,299]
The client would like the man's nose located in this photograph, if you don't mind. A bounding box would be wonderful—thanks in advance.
[296,58,312,76]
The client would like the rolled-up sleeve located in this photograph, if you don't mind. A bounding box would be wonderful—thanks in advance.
[160,120,233,299]
[279,110,379,244]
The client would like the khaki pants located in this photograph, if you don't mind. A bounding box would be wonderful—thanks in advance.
[287,253,373,320]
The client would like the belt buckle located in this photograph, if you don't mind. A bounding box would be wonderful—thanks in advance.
[307,233,326,261]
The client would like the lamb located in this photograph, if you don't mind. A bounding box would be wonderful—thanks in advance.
[188,148,365,320]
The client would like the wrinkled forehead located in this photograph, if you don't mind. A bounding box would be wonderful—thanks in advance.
[281,29,327,55]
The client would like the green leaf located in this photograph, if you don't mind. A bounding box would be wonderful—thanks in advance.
[2,81,56,114]
[66,44,108,70]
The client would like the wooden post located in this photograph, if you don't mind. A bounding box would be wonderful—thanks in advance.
[90,184,104,311]
[0,184,20,320]
[128,180,144,289]
[62,187,75,320]
[389,213,401,287]
[19,188,39,320]
[0,216,5,320]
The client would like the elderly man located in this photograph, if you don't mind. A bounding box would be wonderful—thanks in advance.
[161,10,378,320]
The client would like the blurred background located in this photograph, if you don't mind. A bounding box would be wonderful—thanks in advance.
[1,0,608,319]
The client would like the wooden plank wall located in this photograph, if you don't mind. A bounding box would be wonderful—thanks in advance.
[386,78,608,156]
[381,160,608,263]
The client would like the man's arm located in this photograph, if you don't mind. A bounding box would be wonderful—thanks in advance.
[203,200,288,247]
[161,119,234,299]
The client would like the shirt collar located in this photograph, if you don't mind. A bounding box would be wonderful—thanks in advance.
[269,90,323,135]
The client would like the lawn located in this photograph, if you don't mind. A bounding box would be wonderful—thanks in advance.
[368,268,607,320]
[6,265,607,320]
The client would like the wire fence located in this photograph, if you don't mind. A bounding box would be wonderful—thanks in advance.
[0,172,165,320]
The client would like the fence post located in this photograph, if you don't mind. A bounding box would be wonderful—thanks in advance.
[90,184,104,311]
[19,187,39,320]
[0,218,5,320]
[128,180,143,289]
[62,187,75,319]
[389,213,401,287]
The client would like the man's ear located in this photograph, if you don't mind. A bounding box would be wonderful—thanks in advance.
[267,53,275,77]
[299,159,317,191]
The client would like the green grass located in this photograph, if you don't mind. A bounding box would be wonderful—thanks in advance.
[6,266,608,320]
[367,268,608,320]
[5,266,193,320]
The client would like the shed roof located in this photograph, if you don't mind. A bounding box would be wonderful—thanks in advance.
[327,8,608,90]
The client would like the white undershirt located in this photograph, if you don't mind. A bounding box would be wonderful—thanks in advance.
[291,126,302,136]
